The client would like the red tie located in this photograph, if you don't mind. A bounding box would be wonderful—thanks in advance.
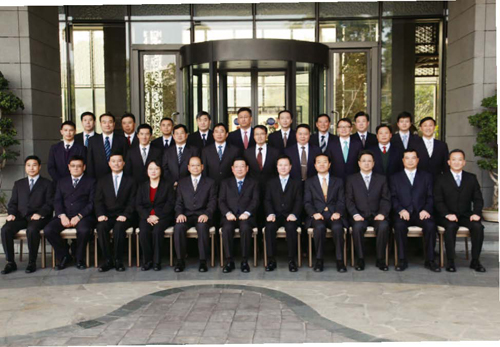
[243,131,249,149]
[127,136,131,146]
[257,147,263,170]
[383,146,387,154]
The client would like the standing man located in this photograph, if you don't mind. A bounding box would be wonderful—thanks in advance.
[121,113,138,147]
[44,155,96,270]
[87,113,129,180]
[327,118,363,180]
[151,117,175,150]
[173,156,217,273]
[369,124,404,181]
[219,158,260,273]
[284,124,322,182]
[345,150,391,271]
[95,152,137,272]
[1,156,54,274]
[48,121,87,183]
[415,117,449,179]
[310,114,335,153]
[304,154,347,273]
[75,111,98,147]
[351,111,377,149]
[267,110,296,152]
[390,149,440,272]
[125,124,163,184]
[391,111,422,152]
[228,107,255,150]
[264,155,303,272]
[434,149,486,272]
[187,111,214,149]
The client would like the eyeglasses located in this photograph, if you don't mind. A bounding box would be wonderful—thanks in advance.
[337,126,352,129]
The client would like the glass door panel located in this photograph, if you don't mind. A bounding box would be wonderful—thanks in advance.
[257,71,286,133]
[226,72,251,132]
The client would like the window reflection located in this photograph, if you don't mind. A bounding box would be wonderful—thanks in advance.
[194,22,253,42]
[256,21,315,42]
[131,22,191,44]
[320,20,379,42]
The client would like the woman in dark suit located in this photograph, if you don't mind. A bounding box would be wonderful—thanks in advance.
[136,159,175,271]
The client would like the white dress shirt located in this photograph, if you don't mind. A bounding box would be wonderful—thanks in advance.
[28,174,40,187]
[423,136,434,157]
[139,144,150,161]
[215,141,227,155]
[404,168,417,185]
[191,174,201,187]
[163,135,172,147]
[84,131,95,137]
[339,136,350,147]
[102,132,114,147]
[281,129,290,140]
[297,143,309,161]
[125,132,135,144]
[240,127,251,143]
[317,173,329,186]
[451,170,463,183]
[319,131,330,146]
[255,143,267,165]
[379,142,391,152]
[63,140,74,150]
[113,171,124,192]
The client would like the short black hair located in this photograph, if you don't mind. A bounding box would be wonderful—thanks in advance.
[354,111,369,122]
[24,155,41,165]
[196,111,211,121]
[121,113,136,123]
[160,117,174,125]
[449,149,465,159]
[316,113,331,123]
[214,122,228,133]
[278,110,293,119]
[314,153,331,163]
[80,111,95,122]
[254,125,268,134]
[109,150,125,160]
[397,111,412,123]
[296,123,311,132]
[376,124,392,134]
[173,124,188,134]
[276,154,292,165]
[232,156,248,166]
[337,117,352,127]
[237,107,252,116]
[419,116,436,127]
[99,112,115,122]
[68,155,85,165]
[61,120,76,130]
[403,149,419,158]
[358,149,374,161]
[137,123,153,134]
[146,159,163,178]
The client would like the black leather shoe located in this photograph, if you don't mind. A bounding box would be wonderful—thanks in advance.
[425,260,441,272]
[395,259,407,271]
[115,260,125,272]
[55,255,72,271]
[25,261,36,274]
[223,261,235,273]
[199,261,208,272]
[241,261,250,273]
[153,263,162,271]
[174,260,185,273]
[1,262,17,275]
[76,261,87,270]
[98,261,114,272]
[265,259,276,272]
[355,258,365,271]
[445,260,456,273]
[376,259,389,271]
[288,260,298,272]
[313,259,323,272]
[470,260,486,273]
[141,261,153,271]
[336,260,347,273]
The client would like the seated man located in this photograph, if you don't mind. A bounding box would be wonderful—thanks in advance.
[345,150,391,271]
[219,157,260,273]
[95,152,137,272]
[44,155,96,270]
[434,149,486,272]
[264,155,303,272]
[304,154,346,273]
[173,156,217,273]
[390,149,440,272]
[1,155,54,274]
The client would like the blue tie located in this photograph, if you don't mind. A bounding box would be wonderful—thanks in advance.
[402,134,409,149]
[178,146,183,164]
[218,145,223,161]
[104,136,111,161]
[320,135,326,152]
[342,141,349,162]
[237,180,243,194]
[202,133,206,146]
[85,134,89,147]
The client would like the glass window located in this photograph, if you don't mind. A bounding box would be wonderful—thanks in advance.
[319,2,379,18]
[131,22,191,45]
[296,63,311,126]
[191,64,210,128]
[131,4,190,20]
[227,72,252,132]
[68,5,127,20]
[60,22,68,122]
[194,4,252,20]
[320,20,379,42]
[194,22,252,42]
[258,71,286,133]
[383,1,444,17]
[256,3,315,19]
[381,19,392,124]
[256,21,315,42]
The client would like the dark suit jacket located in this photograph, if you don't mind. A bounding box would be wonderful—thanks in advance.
[136,179,175,220]
[433,170,484,219]
[345,172,391,219]
[7,176,54,219]
[243,145,279,190]
[162,144,200,183]
[326,137,363,180]
[284,143,322,181]
[187,130,215,149]
[351,132,378,149]
[87,133,129,179]
[390,170,434,215]
[228,128,256,150]
[369,144,404,181]
[75,132,98,147]
[47,142,87,182]
[151,136,174,151]
[124,145,163,183]
[415,138,449,178]
[267,129,296,152]
[303,175,346,227]
[123,133,139,148]
[175,175,217,219]
[391,132,422,152]
[201,143,242,186]
[218,176,260,217]
[264,177,303,219]
[94,173,137,219]
[54,174,95,218]
[310,132,337,149]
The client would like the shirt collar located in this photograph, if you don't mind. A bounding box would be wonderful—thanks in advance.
[339,136,350,143]
[298,143,309,150]
[451,170,462,178]
[176,143,186,149]
[140,144,150,151]
[423,136,434,143]
[84,131,95,137]
[113,171,123,179]
[256,143,267,150]
[240,128,251,137]
[281,129,290,136]
[125,132,135,141]
[28,175,40,182]
[319,131,329,137]
[103,133,114,142]
[71,174,84,180]
[191,174,201,181]
[361,171,372,179]
[404,168,417,175]
[379,142,390,151]
[216,141,226,149]
[279,174,290,180]
[64,140,74,147]
[199,130,209,136]
[358,131,368,137]
[399,131,410,137]
[235,176,245,183]
[318,173,329,180]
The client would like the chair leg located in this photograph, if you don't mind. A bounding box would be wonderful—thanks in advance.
[343,233,347,267]
[170,236,173,267]
[211,234,214,267]
[263,229,267,268]
[253,233,257,267]
[394,238,398,267]
[350,234,354,267]
[19,239,23,262]
[385,243,389,267]
[52,248,55,268]
[128,235,132,267]
[220,232,224,267]
[308,234,312,268]
[439,233,444,268]
[298,231,302,268]
[41,235,46,269]
[465,237,469,260]
[86,242,90,268]
[136,234,140,267]
[94,233,98,268]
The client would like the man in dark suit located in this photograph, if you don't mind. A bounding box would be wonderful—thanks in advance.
[415,117,449,179]
[48,121,87,183]
[125,124,163,184]
[369,124,404,181]
[390,149,440,272]
[264,155,303,272]
[434,149,486,272]
[351,111,377,149]
[391,111,422,152]
[201,123,242,187]
[304,154,347,272]
[345,150,391,271]
[1,156,54,275]
[87,113,129,180]
[75,111,98,147]
[227,107,255,150]
[121,113,138,147]
[44,155,96,270]
[310,114,335,153]
[163,124,200,187]
[95,152,137,272]
[187,111,214,149]
[173,156,217,272]
[326,118,363,181]
[284,124,322,182]
[219,157,260,273]
[151,117,175,150]
[267,110,296,152]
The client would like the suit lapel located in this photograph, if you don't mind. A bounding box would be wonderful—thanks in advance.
[326,176,335,200]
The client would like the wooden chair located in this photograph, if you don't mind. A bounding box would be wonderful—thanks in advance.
[14,229,46,269]
[51,228,90,268]
[262,227,302,268]
[307,228,347,268]
[437,226,471,267]
[349,226,389,267]
[219,228,259,267]
[393,226,443,266]
[93,227,135,268]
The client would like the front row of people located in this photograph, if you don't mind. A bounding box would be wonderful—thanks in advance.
[1,147,486,275]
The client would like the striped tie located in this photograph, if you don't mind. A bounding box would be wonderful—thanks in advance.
[218,145,223,161]
[104,136,111,161]
[320,135,326,152]
[85,134,89,147]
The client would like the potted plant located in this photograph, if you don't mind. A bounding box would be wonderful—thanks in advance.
[0,71,23,220]
[468,94,498,222]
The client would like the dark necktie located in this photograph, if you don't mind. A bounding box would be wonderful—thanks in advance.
[383,146,387,154]
[283,132,287,148]
[218,145,223,161]
[73,178,79,188]
[202,133,206,146]
[29,178,34,192]
[127,135,131,146]
[257,147,263,171]
[104,136,111,161]
[85,134,90,147]
[178,146,183,165]
[360,134,366,147]
[164,139,168,148]
[64,144,70,162]
[237,180,243,194]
